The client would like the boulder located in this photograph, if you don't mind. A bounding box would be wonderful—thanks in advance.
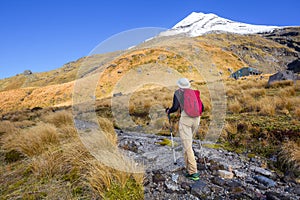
[267,70,296,86]
[23,70,32,75]
[254,175,276,188]
[287,59,300,73]
[217,170,234,179]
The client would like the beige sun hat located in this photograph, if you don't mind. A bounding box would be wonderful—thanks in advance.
[177,78,191,89]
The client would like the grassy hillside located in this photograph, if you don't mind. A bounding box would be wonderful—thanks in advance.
[2,33,298,114]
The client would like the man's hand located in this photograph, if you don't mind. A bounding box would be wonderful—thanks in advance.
[165,107,170,114]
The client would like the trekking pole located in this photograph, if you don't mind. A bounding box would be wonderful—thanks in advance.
[168,114,177,165]
[197,139,208,172]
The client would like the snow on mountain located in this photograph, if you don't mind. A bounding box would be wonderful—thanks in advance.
[159,12,281,37]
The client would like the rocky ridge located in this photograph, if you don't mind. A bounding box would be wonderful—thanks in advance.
[117,130,300,200]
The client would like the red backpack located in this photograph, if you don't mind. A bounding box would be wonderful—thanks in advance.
[182,89,203,117]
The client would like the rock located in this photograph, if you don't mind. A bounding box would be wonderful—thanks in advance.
[294,186,300,195]
[210,184,224,195]
[254,175,276,187]
[222,164,233,172]
[229,187,245,194]
[152,171,166,184]
[211,177,226,186]
[190,180,210,199]
[229,193,252,200]
[218,170,234,179]
[171,173,179,183]
[197,163,207,171]
[23,70,32,75]
[285,186,300,196]
[209,163,222,172]
[120,140,139,153]
[267,70,296,86]
[287,58,300,73]
[250,166,273,177]
[181,182,191,191]
[165,181,179,192]
[265,191,293,200]
[226,180,242,188]
[143,176,150,186]
[233,170,247,179]
[113,92,123,97]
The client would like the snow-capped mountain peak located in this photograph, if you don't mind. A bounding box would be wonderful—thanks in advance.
[160,12,281,37]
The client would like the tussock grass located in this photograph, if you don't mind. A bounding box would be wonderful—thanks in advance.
[278,141,300,177]
[88,161,144,199]
[98,117,117,145]
[1,115,145,199]
[0,121,19,137]
[228,99,242,114]
[226,88,241,99]
[30,148,68,178]
[268,80,294,88]
[258,97,276,116]
[13,120,36,129]
[249,88,266,99]
[42,110,73,127]
[294,107,300,119]
[59,125,78,140]
[2,123,59,157]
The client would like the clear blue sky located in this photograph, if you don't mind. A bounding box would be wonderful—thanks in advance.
[0,0,299,79]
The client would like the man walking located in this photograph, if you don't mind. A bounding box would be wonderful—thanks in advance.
[166,78,202,181]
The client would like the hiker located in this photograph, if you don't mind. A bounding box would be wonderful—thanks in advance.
[166,77,202,181]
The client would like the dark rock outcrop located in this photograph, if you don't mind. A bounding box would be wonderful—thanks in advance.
[287,59,300,73]
[267,70,296,86]
[260,27,300,54]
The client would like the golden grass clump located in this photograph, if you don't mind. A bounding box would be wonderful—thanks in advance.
[226,88,241,99]
[88,160,144,199]
[228,99,242,114]
[238,93,254,106]
[273,96,286,111]
[30,140,92,179]
[294,107,300,119]
[248,88,266,99]
[30,149,68,178]
[239,79,261,90]
[268,80,294,88]
[278,86,296,97]
[43,110,73,128]
[98,117,117,145]
[258,97,276,116]
[278,141,300,177]
[59,125,78,140]
[0,121,18,136]
[2,123,59,157]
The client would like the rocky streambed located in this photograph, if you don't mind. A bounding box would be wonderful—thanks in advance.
[117,130,300,200]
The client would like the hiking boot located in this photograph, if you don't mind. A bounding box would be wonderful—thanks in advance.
[185,172,200,181]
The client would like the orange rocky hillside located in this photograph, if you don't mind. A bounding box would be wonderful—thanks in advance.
[0,34,294,115]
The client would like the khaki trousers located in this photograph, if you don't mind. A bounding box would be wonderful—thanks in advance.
[179,111,200,175]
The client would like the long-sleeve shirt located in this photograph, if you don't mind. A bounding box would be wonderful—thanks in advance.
[168,89,184,114]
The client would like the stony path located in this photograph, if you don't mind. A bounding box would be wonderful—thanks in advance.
[117,130,300,200]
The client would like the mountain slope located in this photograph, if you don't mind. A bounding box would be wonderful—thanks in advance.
[259,26,300,53]
[1,33,299,114]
